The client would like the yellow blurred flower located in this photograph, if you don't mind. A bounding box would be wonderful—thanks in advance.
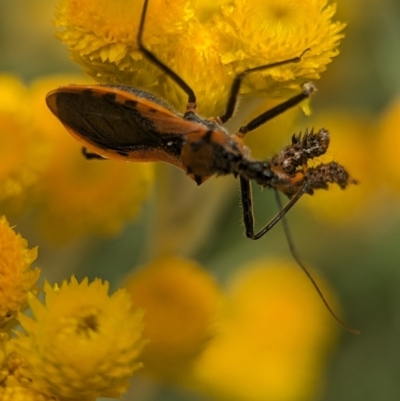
[1,333,54,400]
[54,0,344,115]
[376,98,400,194]
[297,111,372,223]
[124,256,222,381]
[29,74,89,141]
[0,216,40,330]
[0,76,48,216]
[0,376,57,401]
[14,276,145,400]
[30,76,153,242]
[0,343,30,394]
[35,135,153,241]
[242,97,302,160]
[0,386,49,401]
[193,259,337,401]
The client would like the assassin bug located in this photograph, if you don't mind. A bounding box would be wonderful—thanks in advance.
[46,0,358,333]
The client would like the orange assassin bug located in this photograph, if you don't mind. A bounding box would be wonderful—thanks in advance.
[46,0,359,333]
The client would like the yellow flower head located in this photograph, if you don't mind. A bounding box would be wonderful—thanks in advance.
[1,336,58,400]
[36,135,153,242]
[194,259,337,401]
[0,378,57,401]
[14,276,145,400]
[124,256,222,381]
[216,0,344,89]
[0,386,48,401]
[30,76,153,242]
[242,97,301,160]
[0,76,48,216]
[0,216,40,330]
[377,98,400,194]
[54,0,344,116]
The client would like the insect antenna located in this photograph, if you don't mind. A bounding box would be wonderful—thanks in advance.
[273,188,360,335]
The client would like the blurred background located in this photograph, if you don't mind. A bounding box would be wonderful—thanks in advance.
[0,0,400,400]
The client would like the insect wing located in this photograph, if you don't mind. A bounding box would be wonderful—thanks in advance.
[46,85,202,168]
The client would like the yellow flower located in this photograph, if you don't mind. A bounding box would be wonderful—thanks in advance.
[0,376,58,401]
[215,0,344,91]
[242,97,302,160]
[0,76,48,216]
[193,259,338,401]
[0,384,54,401]
[36,134,153,242]
[54,0,344,116]
[0,216,40,330]
[124,256,222,381]
[30,76,153,242]
[29,74,89,141]
[14,277,145,400]
[1,334,58,400]
[377,98,400,194]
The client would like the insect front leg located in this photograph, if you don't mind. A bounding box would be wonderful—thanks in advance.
[240,176,306,240]
[219,49,310,124]
[237,82,315,137]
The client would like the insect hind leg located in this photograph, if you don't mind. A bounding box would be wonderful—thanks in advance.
[241,175,360,334]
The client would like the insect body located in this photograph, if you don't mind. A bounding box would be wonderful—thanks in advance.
[46,84,241,185]
[46,82,353,198]
[46,81,354,229]
[46,0,358,333]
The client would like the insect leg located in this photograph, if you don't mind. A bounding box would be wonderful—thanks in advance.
[82,147,105,160]
[238,82,314,137]
[240,176,307,240]
[138,0,197,105]
[219,49,309,124]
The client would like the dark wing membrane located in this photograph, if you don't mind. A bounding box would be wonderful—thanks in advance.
[46,85,209,168]
[46,87,169,152]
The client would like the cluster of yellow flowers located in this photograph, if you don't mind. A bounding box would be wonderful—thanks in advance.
[0,217,144,400]
[0,217,337,400]
[54,0,345,115]
[123,256,340,401]
[3,0,400,399]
